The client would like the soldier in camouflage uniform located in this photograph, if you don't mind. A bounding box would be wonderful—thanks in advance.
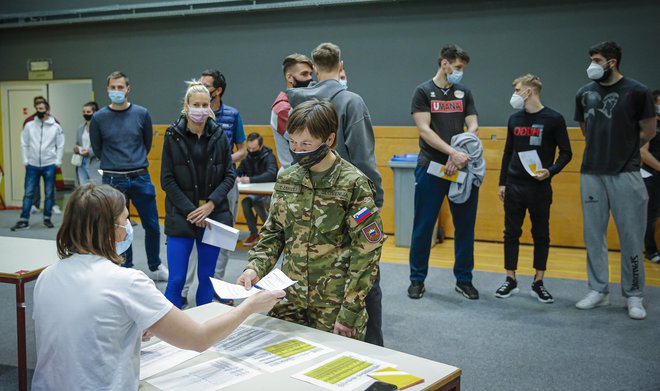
[238,99,385,340]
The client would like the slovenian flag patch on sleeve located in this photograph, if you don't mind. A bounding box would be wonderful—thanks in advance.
[353,207,372,224]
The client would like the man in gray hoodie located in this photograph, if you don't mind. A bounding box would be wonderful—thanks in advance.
[286,42,385,346]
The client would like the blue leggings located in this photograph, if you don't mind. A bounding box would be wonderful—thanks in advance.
[165,234,220,308]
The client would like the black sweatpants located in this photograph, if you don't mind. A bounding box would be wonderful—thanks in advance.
[503,182,552,271]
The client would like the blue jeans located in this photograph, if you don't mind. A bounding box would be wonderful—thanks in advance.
[103,173,161,270]
[21,165,56,220]
[76,156,91,185]
[165,234,220,308]
[409,164,479,283]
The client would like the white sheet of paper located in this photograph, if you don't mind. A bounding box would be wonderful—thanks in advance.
[210,277,261,299]
[240,337,334,373]
[202,218,240,251]
[146,356,261,391]
[210,325,284,356]
[517,150,543,177]
[140,341,202,380]
[291,352,393,391]
[254,268,297,291]
[427,161,467,183]
[641,168,652,178]
[210,269,297,300]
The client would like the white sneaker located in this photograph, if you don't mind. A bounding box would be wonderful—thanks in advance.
[147,264,169,282]
[52,205,62,215]
[627,297,646,320]
[575,290,610,310]
[646,253,660,263]
[30,205,40,214]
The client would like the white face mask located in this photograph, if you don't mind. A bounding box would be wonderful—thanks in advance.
[509,93,525,110]
[586,60,612,81]
[339,79,348,88]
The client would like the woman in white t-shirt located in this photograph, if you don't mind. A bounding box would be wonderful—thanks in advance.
[32,184,284,391]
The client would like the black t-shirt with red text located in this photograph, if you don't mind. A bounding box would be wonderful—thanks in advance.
[574,77,655,175]
[499,107,572,186]
[411,80,478,166]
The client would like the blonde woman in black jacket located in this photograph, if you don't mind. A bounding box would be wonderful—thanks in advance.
[161,81,235,308]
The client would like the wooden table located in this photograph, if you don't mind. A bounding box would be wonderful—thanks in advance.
[237,182,275,196]
[140,303,461,391]
[0,236,59,391]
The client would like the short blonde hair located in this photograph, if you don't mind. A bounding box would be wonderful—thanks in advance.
[512,74,542,93]
[311,43,341,73]
[182,80,216,120]
[57,184,127,265]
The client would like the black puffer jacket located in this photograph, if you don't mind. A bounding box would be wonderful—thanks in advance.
[236,146,278,183]
[161,115,235,237]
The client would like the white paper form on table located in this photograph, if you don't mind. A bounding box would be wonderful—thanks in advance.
[202,218,240,251]
[517,150,543,177]
[210,268,297,300]
[146,356,262,391]
[139,341,202,380]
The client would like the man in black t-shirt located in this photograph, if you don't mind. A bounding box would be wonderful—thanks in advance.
[408,44,480,300]
[496,74,572,303]
[573,41,656,320]
[641,89,660,263]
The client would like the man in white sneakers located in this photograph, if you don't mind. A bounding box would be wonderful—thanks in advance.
[574,41,656,320]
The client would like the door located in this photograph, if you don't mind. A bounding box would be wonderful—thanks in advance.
[1,83,48,205]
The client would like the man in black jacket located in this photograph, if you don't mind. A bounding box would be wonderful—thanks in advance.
[237,133,278,245]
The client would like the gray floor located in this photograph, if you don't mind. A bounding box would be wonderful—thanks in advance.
[0,208,659,390]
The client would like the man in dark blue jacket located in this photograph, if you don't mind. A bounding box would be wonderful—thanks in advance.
[237,133,278,245]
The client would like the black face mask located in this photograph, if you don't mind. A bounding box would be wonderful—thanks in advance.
[36,111,46,119]
[290,143,330,169]
[248,149,261,158]
[292,77,312,88]
[83,114,93,121]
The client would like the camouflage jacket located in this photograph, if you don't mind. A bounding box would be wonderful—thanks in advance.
[246,151,385,327]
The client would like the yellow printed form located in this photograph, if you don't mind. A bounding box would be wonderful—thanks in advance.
[304,356,373,384]
[529,164,538,176]
[263,339,316,358]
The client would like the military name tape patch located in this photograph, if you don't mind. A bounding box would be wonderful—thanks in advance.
[362,222,382,243]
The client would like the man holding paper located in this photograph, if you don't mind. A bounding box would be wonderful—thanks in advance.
[407,44,481,300]
[238,100,384,341]
[496,74,572,302]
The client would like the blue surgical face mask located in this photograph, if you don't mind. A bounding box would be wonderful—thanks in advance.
[339,79,348,88]
[447,69,463,85]
[115,220,133,255]
[108,90,126,105]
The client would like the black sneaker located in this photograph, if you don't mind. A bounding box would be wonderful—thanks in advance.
[43,219,54,229]
[455,282,479,300]
[531,280,554,303]
[407,281,425,299]
[10,221,30,231]
[495,276,519,298]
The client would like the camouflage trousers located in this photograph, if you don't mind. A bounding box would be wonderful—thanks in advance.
[269,301,368,341]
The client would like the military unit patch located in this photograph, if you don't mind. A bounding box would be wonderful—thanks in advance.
[362,222,382,243]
